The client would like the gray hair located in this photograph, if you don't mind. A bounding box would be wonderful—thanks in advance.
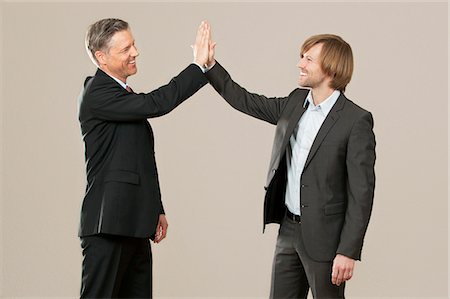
[85,18,129,66]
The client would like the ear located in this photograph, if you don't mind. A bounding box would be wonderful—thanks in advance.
[95,50,106,66]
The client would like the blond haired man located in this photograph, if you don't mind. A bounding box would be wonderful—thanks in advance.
[206,34,376,298]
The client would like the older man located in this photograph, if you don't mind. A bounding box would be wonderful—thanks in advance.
[77,19,211,298]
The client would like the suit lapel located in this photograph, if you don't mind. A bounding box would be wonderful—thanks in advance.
[280,98,309,153]
[303,94,346,170]
[266,90,309,186]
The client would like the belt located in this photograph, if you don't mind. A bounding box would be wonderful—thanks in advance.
[286,209,301,223]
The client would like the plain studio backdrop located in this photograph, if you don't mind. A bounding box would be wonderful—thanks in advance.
[0,1,448,298]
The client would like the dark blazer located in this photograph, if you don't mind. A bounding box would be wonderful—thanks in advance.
[206,62,376,262]
[78,64,207,238]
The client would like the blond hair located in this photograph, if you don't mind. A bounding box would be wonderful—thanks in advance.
[301,34,353,92]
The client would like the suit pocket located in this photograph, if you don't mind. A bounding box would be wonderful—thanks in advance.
[104,170,140,185]
[324,202,346,215]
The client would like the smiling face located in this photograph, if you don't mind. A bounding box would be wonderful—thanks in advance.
[297,43,331,90]
[95,29,139,83]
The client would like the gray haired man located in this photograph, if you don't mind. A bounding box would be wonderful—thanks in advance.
[78,18,211,298]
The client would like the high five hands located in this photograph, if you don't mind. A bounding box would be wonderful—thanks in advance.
[193,20,216,70]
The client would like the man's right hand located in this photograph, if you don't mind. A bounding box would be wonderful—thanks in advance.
[192,21,210,68]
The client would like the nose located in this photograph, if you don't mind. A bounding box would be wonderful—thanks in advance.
[298,58,306,69]
[131,45,139,57]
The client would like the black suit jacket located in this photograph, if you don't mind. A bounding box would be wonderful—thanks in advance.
[78,64,207,238]
[206,62,376,262]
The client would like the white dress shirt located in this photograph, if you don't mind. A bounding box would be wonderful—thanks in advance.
[285,90,340,215]
[108,74,128,90]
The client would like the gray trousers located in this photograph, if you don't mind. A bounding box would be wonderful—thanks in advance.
[270,215,345,299]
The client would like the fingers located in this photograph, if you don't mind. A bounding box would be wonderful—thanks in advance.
[154,215,168,244]
[192,21,207,51]
[192,20,210,66]
[153,225,162,243]
[200,21,209,46]
[208,42,217,67]
[331,254,355,286]
[154,225,166,243]
[207,22,216,67]
[195,20,206,46]
[202,22,209,49]
[331,268,344,286]
[159,223,168,241]
[344,269,353,281]
[331,265,342,286]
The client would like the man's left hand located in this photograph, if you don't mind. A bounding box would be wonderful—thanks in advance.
[153,214,168,244]
[331,254,355,286]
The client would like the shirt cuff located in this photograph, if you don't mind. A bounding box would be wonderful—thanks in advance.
[193,62,209,73]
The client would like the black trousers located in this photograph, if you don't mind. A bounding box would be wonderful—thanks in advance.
[270,215,345,299]
[80,234,152,298]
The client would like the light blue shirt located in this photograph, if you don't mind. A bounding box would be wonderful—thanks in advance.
[285,90,340,215]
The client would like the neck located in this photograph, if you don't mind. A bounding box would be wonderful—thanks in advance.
[100,67,126,84]
[311,86,335,106]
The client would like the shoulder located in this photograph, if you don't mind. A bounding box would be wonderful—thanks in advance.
[341,94,373,119]
[338,96,375,135]
[286,88,309,105]
[79,70,124,114]
[83,70,122,97]
[289,88,309,98]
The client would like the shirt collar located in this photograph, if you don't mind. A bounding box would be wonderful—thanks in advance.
[102,70,128,90]
[303,90,341,115]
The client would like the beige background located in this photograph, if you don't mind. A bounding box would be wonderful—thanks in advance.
[0,1,448,298]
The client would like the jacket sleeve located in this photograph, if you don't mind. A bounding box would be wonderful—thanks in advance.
[205,61,289,125]
[88,64,207,121]
[336,111,376,260]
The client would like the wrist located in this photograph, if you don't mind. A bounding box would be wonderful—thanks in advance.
[206,60,216,69]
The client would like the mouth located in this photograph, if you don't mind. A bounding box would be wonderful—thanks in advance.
[300,71,307,77]
[129,60,136,65]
